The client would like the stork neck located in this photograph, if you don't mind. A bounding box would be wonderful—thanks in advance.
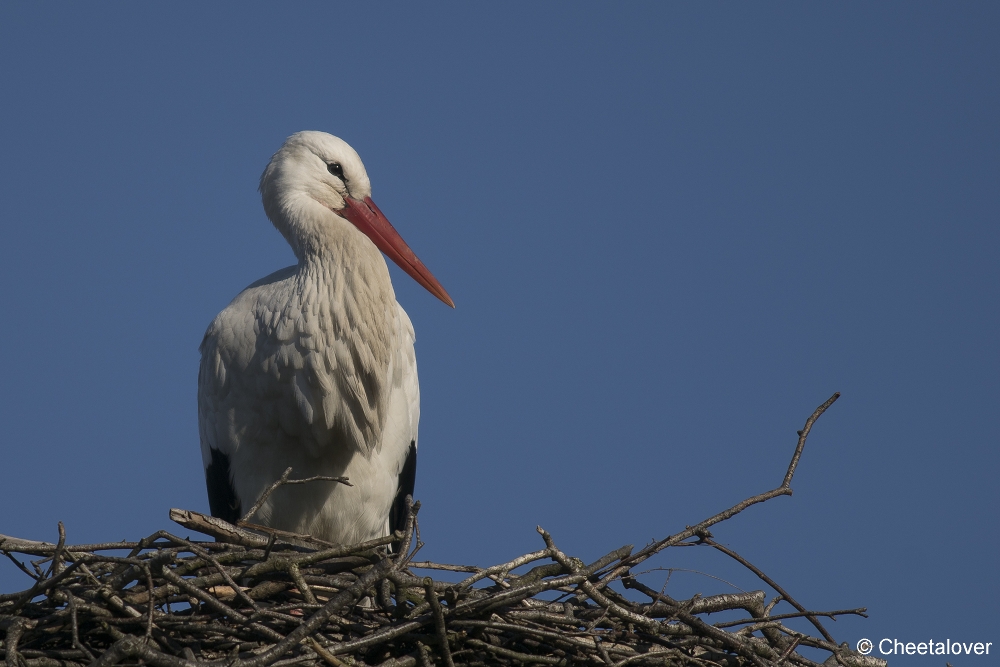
[266,194,397,320]
[295,228,397,324]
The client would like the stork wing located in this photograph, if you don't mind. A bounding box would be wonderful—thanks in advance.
[197,266,396,519]
[385,303,420,536]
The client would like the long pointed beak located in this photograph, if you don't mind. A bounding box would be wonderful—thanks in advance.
[337,196,454,308]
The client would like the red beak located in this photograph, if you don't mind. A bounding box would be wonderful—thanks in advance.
[337,196,455,308]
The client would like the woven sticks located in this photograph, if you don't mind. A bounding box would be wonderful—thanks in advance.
[1,393,884,667]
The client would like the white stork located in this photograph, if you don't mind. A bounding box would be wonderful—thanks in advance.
[198,131,453,545]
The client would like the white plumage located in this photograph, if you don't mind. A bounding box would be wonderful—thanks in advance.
[198,132,452,545]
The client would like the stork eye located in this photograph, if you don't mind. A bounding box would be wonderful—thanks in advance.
[327,162,345,180]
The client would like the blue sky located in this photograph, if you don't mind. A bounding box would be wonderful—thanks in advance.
[1,3,997,662]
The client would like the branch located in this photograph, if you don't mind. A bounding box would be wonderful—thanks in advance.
[241,467,352,524]
[620,392,840,569]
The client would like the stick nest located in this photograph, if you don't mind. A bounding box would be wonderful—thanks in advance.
[1,394,884,667]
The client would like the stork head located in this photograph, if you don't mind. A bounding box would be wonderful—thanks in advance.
[259,131,453,307]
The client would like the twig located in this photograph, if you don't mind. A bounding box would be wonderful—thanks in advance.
[2,552,38,582]
[288,563,317,605]
[46,522,66,578]
[714,607,868,628]
[66,590,96,661]
[622,392,841,570]
[424,578,455,667]
[783,393,840,488]
[308,637,349,667]
[702,537,836,643]
[4,617,33,667]
[394,498,419,566]
[240,467,351,524]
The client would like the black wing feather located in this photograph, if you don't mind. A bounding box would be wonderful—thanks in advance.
[205,448,241,523]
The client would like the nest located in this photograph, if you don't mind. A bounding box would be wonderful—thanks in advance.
[1,394,884,667]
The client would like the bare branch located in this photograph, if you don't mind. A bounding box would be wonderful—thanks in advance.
[241,467,352,524]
